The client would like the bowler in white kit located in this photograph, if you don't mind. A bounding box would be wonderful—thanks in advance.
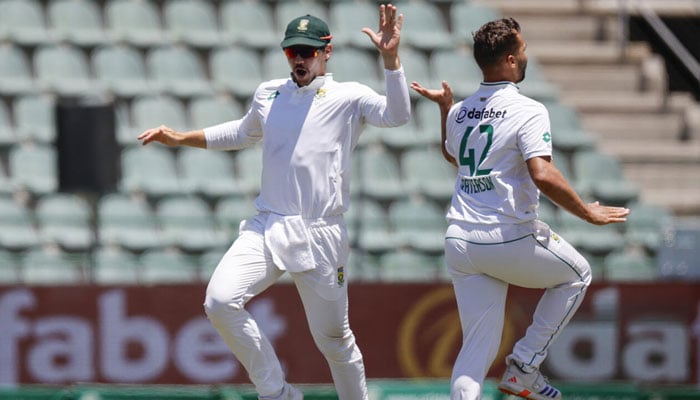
[411,18,630,400]
[137,5,410,400]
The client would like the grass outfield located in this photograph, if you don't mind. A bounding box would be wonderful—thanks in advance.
[0,380,698,400]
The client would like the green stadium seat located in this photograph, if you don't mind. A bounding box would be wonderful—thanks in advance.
[328,48,382,93]
[131,94,190,135]
[262,47,294,81]
[146,44,214,99]
[0,100,16,148]
[209,46,264,99]
[9,143,58,195]
[624,202,673,254]
[220,0,278,50]
[14,93,57,144]
[33,43,96,97]
[162,0,222,48]
[92,43,153,98]
[235,145,263,196]
[544,101,596,152]
[0,249,21,283]
[378,248,438,282]
[177,145,243,199]
[190,94,244,128]
[21,246,87,285]
[104,0,167,47]
[572,150,639,206]
[120,145,183,197]
[396,47,435,99]
[0,0,52,46]
[155,194,230,252]
[604,249,657,282]
[35,192,95,251]
[355,144,404,201]
[400,147,455,202]
[214,194,257,238]
[0,195,41,251]
[346,197,399,253]
[91,245,140,284]
[388,194,447,252]
[429,49,482,99]
[97,193,166,252]
[517,58,560,102]
[558,210,626,258]
[0,42,37,96]
[328,2,379,51]
[139,248,198,284]
[397,2,453,51]
[47,0,109,47]
[450,2,501,47]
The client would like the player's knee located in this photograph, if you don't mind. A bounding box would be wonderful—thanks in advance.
[203,287,245,323]
[313,330,358,362]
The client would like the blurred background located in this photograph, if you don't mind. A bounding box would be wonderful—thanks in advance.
[0,0,698,399]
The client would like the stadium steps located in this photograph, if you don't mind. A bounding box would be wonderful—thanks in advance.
[477,0,700,216]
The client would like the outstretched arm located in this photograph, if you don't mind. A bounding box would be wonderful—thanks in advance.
[362,4,403,70]
[411,80,457,167]
[138,125,207,148]
[527,156,630,225]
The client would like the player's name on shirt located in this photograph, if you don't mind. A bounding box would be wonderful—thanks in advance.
[456,107,508,122]
[459,175,495,194]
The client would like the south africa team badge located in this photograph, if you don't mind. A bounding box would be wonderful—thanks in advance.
[337,266,345,287]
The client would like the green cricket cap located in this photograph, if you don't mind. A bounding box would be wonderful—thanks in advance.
[280,14,332,48]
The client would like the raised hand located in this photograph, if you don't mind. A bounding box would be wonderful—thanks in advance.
[411,80,455,111]
[362,4,403,69]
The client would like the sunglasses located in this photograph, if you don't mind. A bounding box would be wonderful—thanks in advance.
[284,46,325,59]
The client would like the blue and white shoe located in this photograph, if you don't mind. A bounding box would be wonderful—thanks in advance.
[498,360,561,400]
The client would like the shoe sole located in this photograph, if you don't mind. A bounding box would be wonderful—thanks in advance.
[498,386,534,399]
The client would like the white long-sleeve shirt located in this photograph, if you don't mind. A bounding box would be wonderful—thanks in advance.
[204,68,410,219]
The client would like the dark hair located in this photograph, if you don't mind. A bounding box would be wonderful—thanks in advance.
[472,18,521,69]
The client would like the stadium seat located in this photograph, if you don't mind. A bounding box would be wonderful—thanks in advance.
[400,147,455,202]
[198,247,228,282]
[178,146,243,198]
[517,59,560,102]
[388,194,447,252]
[327,48,382,93]
[155,194,230,252]
[146,44,214,98]
[430,49,483,99]
[104,0,166,47]
[558,210,626,258]
[21,246,87,285]
[162,0,222,48]
[138,248,198,284]
[209,46,264,99]
[13,93,57,144]
[0,42,37,96]
[96,193,166,252]
[35,193,95,251]
[119,145,182,197]
[0,0,52,46]
[450,2,501,47]
[0,249,21,283]
[396,47,434,99]
[214,194,257,238]
[189,94,244,129]
[9,143,58,195]
[92,43,153,98]
[348,247,381,281]
[91,246,140,284]
[0,100,16,148]
[572,150,639,206]
[220,0,278,50]
[262,47,294,81]
[47,0,109,47]
[354,144,404,201]
[131,94,190,135]
[328,1,378,50]
[33,43,97,97]
[543,101,596,152]
[0,195,41,251]
[413,98,447,146]
[624,202,673,254]
[378,248,438,282]
[604,249,657,281]
[396,1,453,51]
[0,162,11,196]
[346,197,399,253]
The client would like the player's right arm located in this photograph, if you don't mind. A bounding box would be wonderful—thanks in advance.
[526,155,630,225]
[410,80,457,167]
[138,125,206,148]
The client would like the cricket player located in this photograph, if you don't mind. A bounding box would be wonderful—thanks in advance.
[411,18,630,400]
[138,5,410,400]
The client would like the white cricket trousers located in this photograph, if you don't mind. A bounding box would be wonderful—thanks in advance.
[444,219,591,400]
[203,214,368,400]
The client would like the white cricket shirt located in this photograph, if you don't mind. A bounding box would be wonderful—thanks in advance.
[203,69,410,219]
[445,81,552,224]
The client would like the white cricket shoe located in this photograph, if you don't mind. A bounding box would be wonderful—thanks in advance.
[497,360,561,400]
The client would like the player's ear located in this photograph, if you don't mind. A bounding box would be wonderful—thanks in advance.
[324,44,333,61]
[506,54,517,67]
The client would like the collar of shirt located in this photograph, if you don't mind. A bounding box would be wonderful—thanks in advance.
[284,73,334,94]
[478,81,520,94]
